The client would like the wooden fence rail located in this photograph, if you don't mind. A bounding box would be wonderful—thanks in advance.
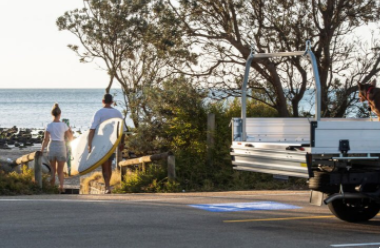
[118,152,176,182]
[0,151,43,189]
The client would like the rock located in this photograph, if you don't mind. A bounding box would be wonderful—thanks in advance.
[25,140,33,146]
[31,137,42,144]
[0,144,11,150]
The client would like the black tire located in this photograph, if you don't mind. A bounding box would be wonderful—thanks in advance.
[328,198,380,222]
[309,171,338,193]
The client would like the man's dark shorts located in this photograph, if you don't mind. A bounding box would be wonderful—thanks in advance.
[108,153,116,161]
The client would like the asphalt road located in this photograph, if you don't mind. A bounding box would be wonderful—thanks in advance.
[0,191,379,248]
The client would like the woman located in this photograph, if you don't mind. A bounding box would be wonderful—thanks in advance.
[40,103,73,193]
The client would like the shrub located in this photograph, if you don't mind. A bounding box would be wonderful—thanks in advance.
[114,162,180,193]
[81,170,121,194]
[123,77,306,192]
[0,166,57,195]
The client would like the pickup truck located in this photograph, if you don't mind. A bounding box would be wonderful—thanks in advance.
[230,41,380,222]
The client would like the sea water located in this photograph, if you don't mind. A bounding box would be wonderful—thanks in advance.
[0,88,316,130]
[0,88,127,130]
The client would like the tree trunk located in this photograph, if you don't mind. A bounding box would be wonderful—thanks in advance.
[268,64,290,117]
[105,74,114,94]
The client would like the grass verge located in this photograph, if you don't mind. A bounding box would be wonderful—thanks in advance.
[0,166,57,195]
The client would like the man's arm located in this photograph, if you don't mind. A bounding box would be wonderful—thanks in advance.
[87,129,96,153]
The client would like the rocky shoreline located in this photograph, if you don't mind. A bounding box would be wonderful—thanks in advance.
[0,126,83,151]
[0,126,44,150]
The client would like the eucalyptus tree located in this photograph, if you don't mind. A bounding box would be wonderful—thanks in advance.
[165,0,380,117]
[57,0,189,127]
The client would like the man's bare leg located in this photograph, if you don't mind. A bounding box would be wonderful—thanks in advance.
[101,160,112,193]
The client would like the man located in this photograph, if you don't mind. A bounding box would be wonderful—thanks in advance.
[88,93,124,194]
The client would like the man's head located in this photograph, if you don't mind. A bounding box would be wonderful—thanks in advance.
[103,93,113,105]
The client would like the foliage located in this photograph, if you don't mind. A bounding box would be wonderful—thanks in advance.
[123,77,306,192]
[57,0,148,126]
[81,171,120,194]
[0,166,57,195]
[114,162,179,193]
[125,76,208,154]
[57,0,191,128]
[59,0,380,120]
[80,172,103,194]
[224,98,279,118]
[163,0,380,118]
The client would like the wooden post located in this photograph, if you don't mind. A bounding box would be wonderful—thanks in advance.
[34,151,42,189]
[141,162,146,172]
[116,146,121,171]
[167,155,176,182]
[120,165,124,184]
[207,113,215,166]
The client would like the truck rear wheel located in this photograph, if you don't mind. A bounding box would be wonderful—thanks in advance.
[328,198,380,222]
[308,171,338,193]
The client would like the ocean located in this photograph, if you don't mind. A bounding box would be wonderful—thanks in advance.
[0,88,317,131]
[0,88,128,130]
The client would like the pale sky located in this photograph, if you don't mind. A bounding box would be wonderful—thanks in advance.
[0,1,111,89]
[0,1,377,89]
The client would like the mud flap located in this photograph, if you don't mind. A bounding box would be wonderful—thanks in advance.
[310,190,325,206]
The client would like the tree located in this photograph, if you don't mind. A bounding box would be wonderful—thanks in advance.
[164,0,380,117]
[124,76,283,191]
[57,0,190,127]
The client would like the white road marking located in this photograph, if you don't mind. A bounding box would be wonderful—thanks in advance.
[331,242,380,247]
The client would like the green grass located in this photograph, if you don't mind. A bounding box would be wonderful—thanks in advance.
[113,163,180,193]
[0,166,57,195]
[112,163,307,193]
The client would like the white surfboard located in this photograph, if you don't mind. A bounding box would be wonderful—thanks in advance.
[64,117,124,177]
[27,156,51,174]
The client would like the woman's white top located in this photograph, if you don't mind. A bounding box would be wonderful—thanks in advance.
[46,122,69,141]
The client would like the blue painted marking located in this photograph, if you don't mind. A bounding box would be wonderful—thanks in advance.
[189,201,301,212]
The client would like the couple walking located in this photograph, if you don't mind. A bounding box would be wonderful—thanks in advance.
[40,93,123,194]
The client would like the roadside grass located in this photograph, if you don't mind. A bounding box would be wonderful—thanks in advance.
[113,162,180,193]
[0,166,57,195]
[0,166,307,195]
[112,164,307,193]
[227,171,308,191]
[80,170,121,194]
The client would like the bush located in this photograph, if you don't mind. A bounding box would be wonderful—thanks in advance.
[81,171,121,194]
[123,77,306,192]
[114,162,181,193]
[0,166,57,195]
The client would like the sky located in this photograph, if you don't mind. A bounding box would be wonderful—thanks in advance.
[0,1,111,89]
[0,1,377,89]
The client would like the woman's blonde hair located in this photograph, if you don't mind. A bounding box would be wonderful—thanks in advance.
[51,103,61,117]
